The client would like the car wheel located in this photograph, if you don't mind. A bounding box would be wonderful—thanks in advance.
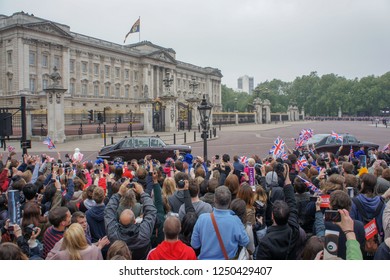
[113,156,123,163]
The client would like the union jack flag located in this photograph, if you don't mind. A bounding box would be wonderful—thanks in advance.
[293,137,305,148]
[331,131,343,142]
[294,128,314,148]
[239,156,248,165]
[269,137,285,158]
[281,151,288,160]
[297,156,308,171]
[43,137,55,150]
[297,175,321,194]
[301,129,314,141]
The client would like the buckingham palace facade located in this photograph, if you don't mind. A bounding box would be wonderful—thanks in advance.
[0,12,222,137]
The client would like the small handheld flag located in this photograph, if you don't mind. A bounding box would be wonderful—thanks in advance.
[331,131,343,143]
[297,175,321,194]
[43,137,55,150]
[269,137,285,159]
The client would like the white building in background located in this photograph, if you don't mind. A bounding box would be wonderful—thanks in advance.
[0,11,222,135]
[237,75,254,94]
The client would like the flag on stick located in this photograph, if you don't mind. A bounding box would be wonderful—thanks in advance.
[297,175,321,194]
[269,137,285,158]
[43,137,55,150]
[331,131,343,143]
[124,17,140,43]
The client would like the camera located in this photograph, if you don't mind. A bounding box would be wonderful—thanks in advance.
[94,169,100,174]
[324,157,330,163]
[324,210,341,222]
[274,162,285,174]
[177,179,185,188]
[215,155,220,160]
[23,224,37,240]
[127,182,135,189]
[254,200,265,217]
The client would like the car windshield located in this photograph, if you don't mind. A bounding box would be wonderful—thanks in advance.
[150,138,164,147]
[306,134,328,144]
[344,135,357,144]
[325,136,342,145]
[133,138,149,148]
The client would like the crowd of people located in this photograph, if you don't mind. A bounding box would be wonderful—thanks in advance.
[0,138,389,260]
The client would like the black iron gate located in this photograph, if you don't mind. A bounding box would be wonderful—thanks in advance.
[153,101,165,132]
[0,96,29,153]
[262,107,267,124]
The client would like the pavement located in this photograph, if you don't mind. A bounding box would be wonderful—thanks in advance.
[2,122,301,154]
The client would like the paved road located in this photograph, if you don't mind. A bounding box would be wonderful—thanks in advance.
[2,120,388,162]
[191,120,389,159]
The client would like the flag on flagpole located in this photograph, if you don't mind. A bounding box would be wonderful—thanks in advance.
[43,137,55,150]
[124,18,140,43]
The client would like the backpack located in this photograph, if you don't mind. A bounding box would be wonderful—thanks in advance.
[352,196,384,258]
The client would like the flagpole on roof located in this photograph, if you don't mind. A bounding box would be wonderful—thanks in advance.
[139,16,141,42]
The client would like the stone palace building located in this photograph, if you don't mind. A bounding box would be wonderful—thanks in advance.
[0,12,223,141]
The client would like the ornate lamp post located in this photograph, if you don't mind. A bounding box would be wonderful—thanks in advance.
[128,109,133,137]
[197,94,213,162]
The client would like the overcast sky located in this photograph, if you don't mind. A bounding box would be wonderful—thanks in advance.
[1,0,390,89]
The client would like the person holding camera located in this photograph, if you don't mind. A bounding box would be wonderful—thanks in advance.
[256,163,301,260]
[85,187,106,244]
[104,178,157,260]
[167,172,190,214]
[1,218,41,259]
[313,190,366,260]
[178,179,212,221]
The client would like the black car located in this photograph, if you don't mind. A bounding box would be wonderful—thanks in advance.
[98,136,192,163]
[306,134,379,156]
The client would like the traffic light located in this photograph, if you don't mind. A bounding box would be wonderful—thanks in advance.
[88,110,93,121]
[97,112,103,123]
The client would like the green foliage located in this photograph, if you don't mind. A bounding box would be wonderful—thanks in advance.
[221,71,390,116]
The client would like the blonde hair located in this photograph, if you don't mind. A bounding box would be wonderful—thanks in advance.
[247,158,255,167]
[162,177,177,197]
[62,223,88,260]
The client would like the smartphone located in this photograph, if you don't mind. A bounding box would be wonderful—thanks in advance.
[324,210,341,222]
[309,196,318,202]
[359,155,367,168]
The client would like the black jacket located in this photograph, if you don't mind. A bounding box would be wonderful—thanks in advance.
[104,192,157,260]
[256,184,300,260]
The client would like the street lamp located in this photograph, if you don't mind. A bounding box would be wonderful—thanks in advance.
[234,97,238,112]
[129,110,133,137]
[197,94,213,162]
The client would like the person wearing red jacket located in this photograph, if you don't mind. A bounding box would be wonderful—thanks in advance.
[147,215,196,260]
